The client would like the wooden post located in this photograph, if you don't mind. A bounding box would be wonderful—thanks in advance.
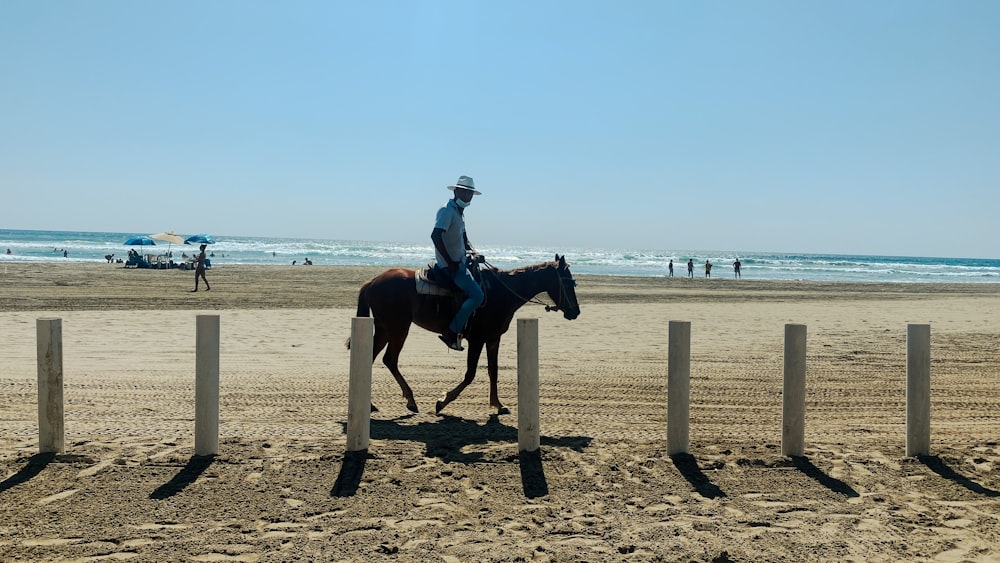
[195,315,220,456]
[36,318,65,454]
[347,317,373,452]
[781,324,807,457]
[517,318,540,453]
[906,324,931,456]
[667,321,691,455]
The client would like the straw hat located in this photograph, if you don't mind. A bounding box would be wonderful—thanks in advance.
[447,175,481,195]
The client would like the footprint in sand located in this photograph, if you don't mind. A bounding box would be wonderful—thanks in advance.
[258,521,307,539]
[76,458,115,478]
[130,523,192,530]
[21,537,84,547]
[35,489,79,505]
[190,554,261,562]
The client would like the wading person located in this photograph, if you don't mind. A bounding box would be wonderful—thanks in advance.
[431,175,484,351]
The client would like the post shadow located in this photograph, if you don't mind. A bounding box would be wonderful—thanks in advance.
[149,455,215,499]
[519,449,548,498]
[331,449,368,497]
[918,455,1000,497]
[791,456,859,497]
[0,452,55,494]
[670,453,726,499]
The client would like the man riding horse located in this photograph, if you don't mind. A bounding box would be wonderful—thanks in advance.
[347,175,580,414]
[430,175,483,352]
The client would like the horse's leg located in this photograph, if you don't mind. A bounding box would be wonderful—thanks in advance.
[485,338,509,415]
[381,323,418,413]
[435,340,484,415]
[368,323,391,412]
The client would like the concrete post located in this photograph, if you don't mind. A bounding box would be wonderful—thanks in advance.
[667,320,691,455]
[346,317,373,452]
[195,315,220,456]
[781,324,807,457]
[517,318,540,453]
[36,318,65,454]
[906,324,931,457]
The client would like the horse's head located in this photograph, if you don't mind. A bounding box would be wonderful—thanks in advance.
[545,254,580,320]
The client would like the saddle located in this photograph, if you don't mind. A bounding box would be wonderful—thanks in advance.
[415,258,489,302]
[415,265,460,297]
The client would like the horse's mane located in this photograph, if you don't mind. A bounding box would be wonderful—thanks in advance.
[497,260,559,275]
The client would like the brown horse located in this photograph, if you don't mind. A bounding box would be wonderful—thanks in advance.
[348,254,580,415]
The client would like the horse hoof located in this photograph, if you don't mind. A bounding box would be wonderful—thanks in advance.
[370,403,379,413]
[406,402,419,414]
[497,406,510,415]
[435,400,445,415]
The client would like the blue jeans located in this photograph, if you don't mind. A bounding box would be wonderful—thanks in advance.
[450,264,484,335]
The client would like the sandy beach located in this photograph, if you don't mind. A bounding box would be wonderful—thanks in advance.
[1,262,999,562]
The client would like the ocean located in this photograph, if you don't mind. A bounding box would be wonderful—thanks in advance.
[1,229,998,283]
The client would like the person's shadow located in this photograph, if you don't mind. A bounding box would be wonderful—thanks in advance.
[331,414,591,498]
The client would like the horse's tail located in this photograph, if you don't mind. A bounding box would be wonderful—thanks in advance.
[355,279,373,318]
[345,279,374,350]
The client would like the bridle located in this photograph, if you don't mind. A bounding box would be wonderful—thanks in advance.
[482,259,577,313]
[543,267,578,313]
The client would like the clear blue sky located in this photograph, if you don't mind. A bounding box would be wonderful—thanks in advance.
[2,1,998,257]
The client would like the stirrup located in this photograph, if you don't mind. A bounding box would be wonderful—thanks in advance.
[438,332,464,351]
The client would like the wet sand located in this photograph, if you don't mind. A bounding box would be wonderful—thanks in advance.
[1,262,999,561]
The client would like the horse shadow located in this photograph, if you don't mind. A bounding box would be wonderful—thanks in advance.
[0,452,55,494]
[331,414,592,498]
[918,455,1000,497]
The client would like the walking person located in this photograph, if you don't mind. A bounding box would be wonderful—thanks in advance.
[431,175,484,351]
[668,259,674,278]
[192,244,211,292]
[687,259,694,278]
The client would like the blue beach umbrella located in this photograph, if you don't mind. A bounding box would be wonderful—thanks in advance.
[184,234,216,245]
[124,235,156,246]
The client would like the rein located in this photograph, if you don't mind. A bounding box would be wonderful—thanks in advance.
[482,259,570,313]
